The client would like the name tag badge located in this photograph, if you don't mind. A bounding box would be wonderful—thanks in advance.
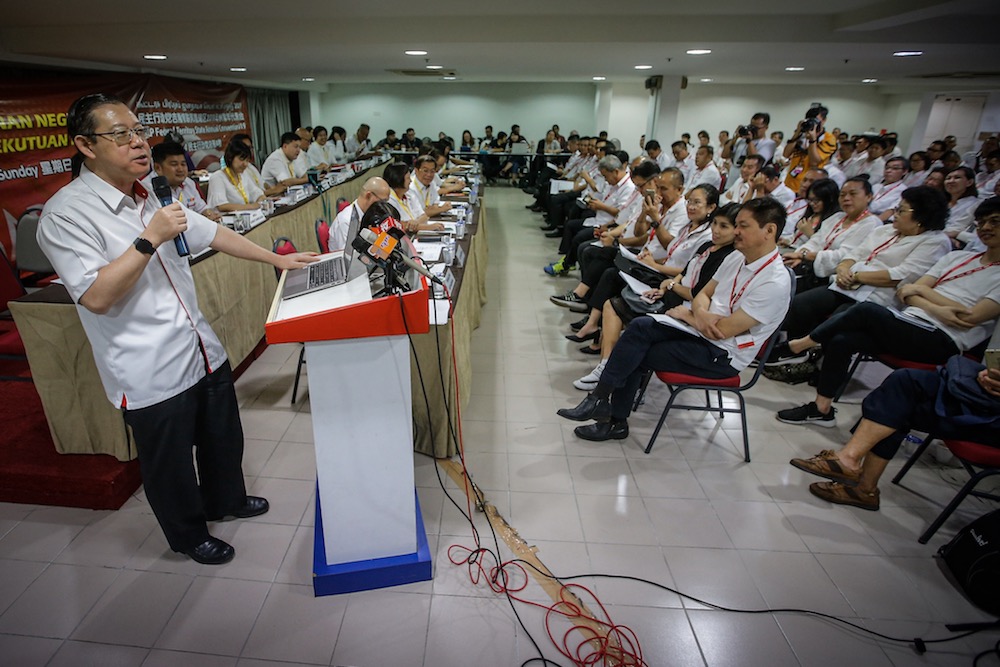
[735,334,755,350]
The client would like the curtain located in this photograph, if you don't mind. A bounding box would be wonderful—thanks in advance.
[247,87,293,158]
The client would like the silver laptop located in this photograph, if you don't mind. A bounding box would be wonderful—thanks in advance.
[282,210,361,300]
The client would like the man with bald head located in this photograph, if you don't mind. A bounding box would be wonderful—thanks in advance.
[331,176,390,251]
[296,127,326,172]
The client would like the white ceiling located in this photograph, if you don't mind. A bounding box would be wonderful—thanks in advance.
[2,0,999,92]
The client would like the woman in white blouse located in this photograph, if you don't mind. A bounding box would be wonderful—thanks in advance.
[903,151,930,187]
[206,141,265,212]
[307,125,334,169]
[326,126,349,165]
[943,166,981,248]
[775,197,1000,428]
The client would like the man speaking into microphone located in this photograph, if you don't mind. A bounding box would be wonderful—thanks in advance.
[37,94,318,565]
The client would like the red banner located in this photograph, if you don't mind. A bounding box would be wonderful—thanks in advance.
[0,73,250,261]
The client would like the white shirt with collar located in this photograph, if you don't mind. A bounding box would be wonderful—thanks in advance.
[721,176,750,205]
[800,211,882,277]
[345,135,372,158]
[587,172,636,228]
[869,180,907,215]
[293,151,311,178]
[945,195,981,241]
[782,198,810,238]
[977,170,1000,199]
[643,197,692,261]
[705,249,791,371]
[653,152,674,171]
[675,154,696,181]
[260,147,298,188]
[684,162,722,194]
[206,168,264,208]
[839,225,951,306]
[842,152,868,179]
[141,174,210,214]
[331,200,362,252]
[37,165,225,410]
[861,157,886,186]
[388,189,425,221]
[766,183,797,207]
[307,142,334,168]
[410,179,440,209]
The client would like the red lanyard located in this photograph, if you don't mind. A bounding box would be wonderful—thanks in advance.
[934,253,1000,287]
[865,233,900,263]
[873,181,903,202]
[730,251,780,313]
[822,211,868,250]
[687,245,715,288]
[665,221,707,262]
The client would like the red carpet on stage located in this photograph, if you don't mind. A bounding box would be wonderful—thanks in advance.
[0,379,141,510]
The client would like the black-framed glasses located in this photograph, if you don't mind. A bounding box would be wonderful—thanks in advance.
[90,126,152,146]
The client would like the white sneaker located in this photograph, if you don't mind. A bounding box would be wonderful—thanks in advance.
[573,361,606,391]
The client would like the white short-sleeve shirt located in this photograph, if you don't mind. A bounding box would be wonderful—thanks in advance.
[260,148,297,188]
[37,165,226,409]
[840,226,952,306]
[799,211,882,277]
[330,201,361,253]
[206,168,264,208]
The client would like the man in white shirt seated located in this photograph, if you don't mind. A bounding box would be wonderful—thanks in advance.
[644,140,673,171]
[749,165,796,207]
[671,141,696,180]
[345,124,374,159]
[685,145,723,194]
[782,167,828,237]
[842,136,870,179]
[557,196,791,441]
[976,150,1000,198]
[409,155,453,218]
[382,162,445,234]
[294,128,316,175]
[149,141,220,221]
[721,112,777,186]
[858,137,888,186]
[871,156,910,221]
[260,132,309,190]
[720,155,763,205]
[330,177,390,252]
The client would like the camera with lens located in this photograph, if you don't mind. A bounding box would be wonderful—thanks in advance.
[800,118,820,134]
[736,125,754,139]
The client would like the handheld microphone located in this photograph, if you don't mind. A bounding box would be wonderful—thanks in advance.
[359,228,441,284]
[151,175,190,257]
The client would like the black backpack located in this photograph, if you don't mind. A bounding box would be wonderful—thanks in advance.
[939,509,1000,616]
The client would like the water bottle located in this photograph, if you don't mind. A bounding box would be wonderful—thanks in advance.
[444,236,456,265]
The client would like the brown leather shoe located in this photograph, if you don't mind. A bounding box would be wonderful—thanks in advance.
[790,450,861,486]
[809,482,880,511]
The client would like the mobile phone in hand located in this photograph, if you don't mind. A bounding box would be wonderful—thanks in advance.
[985,349,1000,371]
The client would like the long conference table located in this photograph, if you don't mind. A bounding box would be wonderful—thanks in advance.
[9,162,487,462]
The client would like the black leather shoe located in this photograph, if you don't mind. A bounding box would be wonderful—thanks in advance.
[580,344,601,355]
[207,496,270,521]
[565,330,598,343]
[545,230,563,238]
[539,225,556,231]
[557,394,611,422]
[570,317,589,331]
[574,420,629,442]
[182,537,235,565]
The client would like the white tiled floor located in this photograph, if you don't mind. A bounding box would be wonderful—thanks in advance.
[1,187,998,666]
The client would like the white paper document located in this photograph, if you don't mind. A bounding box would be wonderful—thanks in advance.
[887,307,938,332]
[619,271,652,295]
[646,313,701,338]
[827,282,876,302]
[415,242,444,262]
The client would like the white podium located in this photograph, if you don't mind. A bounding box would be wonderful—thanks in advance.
[265,266,432,596]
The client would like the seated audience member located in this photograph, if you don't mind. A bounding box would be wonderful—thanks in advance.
[376,129,401,151]
[497,131,530,180]
[966,136,999,174]
[346,124,374,159]
[783,105,837,193]
[771,185,954,365]
[644,140,673,171]
[227,133,281,197]
[924,167,947,191]
[431,147,469,188]
[410,155,453,218]
[307,126,335,169]
[941,150,964,173]
[671,140,696,179]
[260,132,309,190]
[781,168,828,237]
[905,151,931,187]
[721,112,776,186]
[842,136,870,178]
[780,178,841,250]
[401,127,420,150]
[976,149,1000,198]
[830,140,855,169]
[574,203,740,389]
[857,136,888,185]
[777,197,1000,431]
[459,130,476,152]
[479,125,495,151]
[544,155,638,279]
[789,357,999,511]
[294,128,314,175]
[696,130,711,148]
[543,139,608,241]
[557,197,791,441]
[944,166,981,247]
[884,134,902,159]
[685,145,722,194]
[748,165,796,207]
[870,156,910,221]
[720,154,764,205]
[149,141,220,221]
[207,140,267,212]
[382,161,445,234]
[330,177,391,251]
[327,126,349,164]
[926,140,947,169]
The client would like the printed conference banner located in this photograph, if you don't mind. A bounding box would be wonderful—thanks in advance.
[0,72,250,261]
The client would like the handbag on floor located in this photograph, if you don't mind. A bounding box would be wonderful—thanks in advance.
[938,509,1000,616]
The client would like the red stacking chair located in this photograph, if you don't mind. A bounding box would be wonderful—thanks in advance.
[892,438,1000,544]
[272,237,307,404]
[315,219,331,254]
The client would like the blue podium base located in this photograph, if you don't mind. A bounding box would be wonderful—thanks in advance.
[312,489,433,597]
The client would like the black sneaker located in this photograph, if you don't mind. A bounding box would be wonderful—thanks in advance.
[764,342,810,367]
[549,292,589,312]
[776,402,836,428]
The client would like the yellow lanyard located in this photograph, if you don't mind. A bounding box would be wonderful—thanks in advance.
[391,191,414,218]
[225,167,249,204]
[287,160,294,178]
[414,181,431,207]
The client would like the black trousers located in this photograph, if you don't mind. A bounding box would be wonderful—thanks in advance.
[863,367,999,460]
[810,302,958,399]
[600,317,737,419]
[547,191,579,230]
[124,361,247,552]
[579,244,620,288]
[782,285,855,339]
[562,223,596,264]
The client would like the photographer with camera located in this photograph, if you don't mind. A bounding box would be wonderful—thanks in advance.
[721,112,776,186]
[783,105,838,193]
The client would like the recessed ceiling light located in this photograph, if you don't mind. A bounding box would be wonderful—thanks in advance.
[442,76,456,80]
[686,49,712,55]
[426,65,443,70]
[700,78,713,82]
[634,65,653,70]
[302,77,315,82]
[143,54,167,60]
[404,50,428,56]
[592,76,606,81]
[230,67,247,72]
[785,66,805,71]
[893,50,923,57]
[862,78,878,83]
